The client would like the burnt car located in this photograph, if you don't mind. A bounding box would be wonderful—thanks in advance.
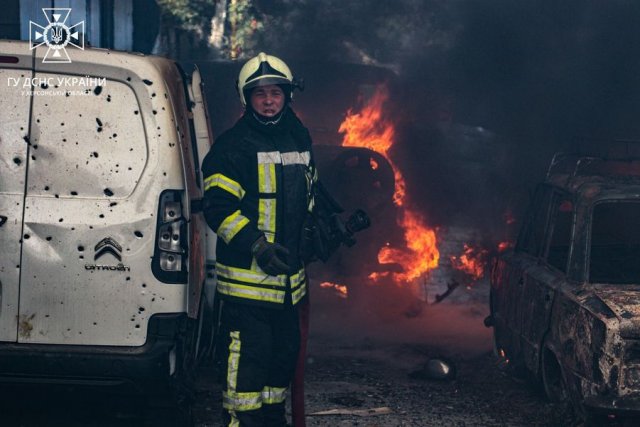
[488,154,640,419]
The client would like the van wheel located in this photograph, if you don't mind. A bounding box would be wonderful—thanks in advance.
[541,345,566,403]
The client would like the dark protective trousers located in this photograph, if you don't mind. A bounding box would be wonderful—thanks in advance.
[218,300,300,427]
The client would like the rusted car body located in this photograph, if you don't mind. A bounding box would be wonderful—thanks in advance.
[490,154,640,417]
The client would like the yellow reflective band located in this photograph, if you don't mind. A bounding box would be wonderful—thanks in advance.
[281,151,310,166]
[217,210,250,244]
[290,268,306,289]
[258,198,276,239]
[261,386,287,404]
[228,412,240,427]
[258,163,276,193]
[204,173,245,199]
[217,280,286,303]
[292,282,307,305]
[227,331,241,394]
[216,262,286,286]
[223,391,262,411]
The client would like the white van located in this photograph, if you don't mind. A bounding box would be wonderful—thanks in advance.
[0,40,216,400]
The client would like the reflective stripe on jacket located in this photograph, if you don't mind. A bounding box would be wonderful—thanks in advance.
[201,109,316,308]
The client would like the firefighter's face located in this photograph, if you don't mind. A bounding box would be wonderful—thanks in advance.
[250,85,285,117]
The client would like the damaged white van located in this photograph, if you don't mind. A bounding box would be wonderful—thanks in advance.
[0,40,216,403]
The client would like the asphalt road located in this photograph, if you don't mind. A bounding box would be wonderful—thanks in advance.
[0,283,576,427]
[195,283,577,427]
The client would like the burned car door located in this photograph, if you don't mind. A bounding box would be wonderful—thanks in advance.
[493,184,554,359]
[519,193,573,372]
[0,50,32,342]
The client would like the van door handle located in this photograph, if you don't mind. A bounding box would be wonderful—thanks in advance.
[0,215,7,227]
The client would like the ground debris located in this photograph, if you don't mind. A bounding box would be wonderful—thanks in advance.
[329,395,365,407]
[309,406,393,417]
[408,357,457,381]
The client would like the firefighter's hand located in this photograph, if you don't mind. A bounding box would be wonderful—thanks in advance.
[251,236,291,276]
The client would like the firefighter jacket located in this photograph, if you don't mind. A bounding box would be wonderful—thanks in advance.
[201,108,318,308]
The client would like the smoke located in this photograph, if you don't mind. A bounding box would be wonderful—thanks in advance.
[201,1,640,343]
[377,0,640,237]
[309,278,492,355]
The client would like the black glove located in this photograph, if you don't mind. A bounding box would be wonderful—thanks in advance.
[251,236,291,276]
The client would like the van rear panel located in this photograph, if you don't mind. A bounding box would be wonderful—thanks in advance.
[0,67,31,342]
[1,43,199,348]
[0,41,214,393]
[18,73,151,345]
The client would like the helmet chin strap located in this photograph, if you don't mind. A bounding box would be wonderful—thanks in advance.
[251,107,286,126]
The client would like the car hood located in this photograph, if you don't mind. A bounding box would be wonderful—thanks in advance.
[593,287,640,318]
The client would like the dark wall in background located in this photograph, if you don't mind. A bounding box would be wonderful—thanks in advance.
[0,0,20,40]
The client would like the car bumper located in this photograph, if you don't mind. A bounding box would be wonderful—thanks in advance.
[0,313,185,393]
[583,394,640,415]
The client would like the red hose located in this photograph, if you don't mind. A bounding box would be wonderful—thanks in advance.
[291,296,310,427]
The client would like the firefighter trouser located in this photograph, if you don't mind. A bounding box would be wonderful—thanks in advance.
[218,300,300,427]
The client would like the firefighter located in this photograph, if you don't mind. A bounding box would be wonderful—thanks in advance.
[201,52,317,427]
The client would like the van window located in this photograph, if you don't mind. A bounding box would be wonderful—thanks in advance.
[27,74,146,198]
[590,201,640,284]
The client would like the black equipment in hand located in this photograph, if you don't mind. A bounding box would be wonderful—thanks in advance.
[302,181,371,263]
[252,236,291,276]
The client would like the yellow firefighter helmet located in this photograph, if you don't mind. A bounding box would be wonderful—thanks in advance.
[236,52,294,107]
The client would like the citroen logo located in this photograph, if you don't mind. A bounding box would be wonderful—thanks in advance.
[94,237,122,261]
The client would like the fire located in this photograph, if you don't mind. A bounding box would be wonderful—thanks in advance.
[339,86,406,206]
[450,244,489,281]
[498,241,512,252]
[339,85,439,284]
[320,281,348,298]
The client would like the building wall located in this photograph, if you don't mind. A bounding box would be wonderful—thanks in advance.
[0,0,21,40]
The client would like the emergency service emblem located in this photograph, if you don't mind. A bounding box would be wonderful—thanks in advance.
[29,8,85,63]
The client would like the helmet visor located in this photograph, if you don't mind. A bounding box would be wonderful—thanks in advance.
[244,76,292,91]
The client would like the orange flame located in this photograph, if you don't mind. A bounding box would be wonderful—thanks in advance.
[450,244,488,281]
[498,241,512,252]
[320,281,348,298]
[339,85,439,284]
[339,86,406,206]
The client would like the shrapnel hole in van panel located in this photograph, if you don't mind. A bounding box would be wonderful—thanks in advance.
[27,74,146,199]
